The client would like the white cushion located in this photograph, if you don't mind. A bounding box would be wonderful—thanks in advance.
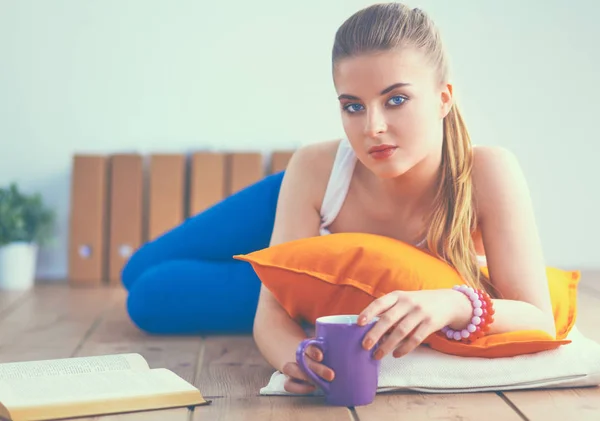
[259,326,600,395]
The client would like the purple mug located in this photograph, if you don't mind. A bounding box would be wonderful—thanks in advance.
[295,314,380,406]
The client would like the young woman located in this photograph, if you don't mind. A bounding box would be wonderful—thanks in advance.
[122,3,555,395]
[252,3,556,394]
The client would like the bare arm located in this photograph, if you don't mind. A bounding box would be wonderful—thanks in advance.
[357,146,557,360]
[461,146,555,337]
[252,143,332,373]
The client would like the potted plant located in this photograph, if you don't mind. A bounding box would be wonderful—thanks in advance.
[0,183,55,290]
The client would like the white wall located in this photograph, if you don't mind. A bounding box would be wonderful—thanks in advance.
[0,0,598,280]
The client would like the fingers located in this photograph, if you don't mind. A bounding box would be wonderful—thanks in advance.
[375,309,425,359]
[300,346,333,380]
[358,292,399,326]
[306,344,323,362]
[392,319,432,358]
[282,358,335,390]
[284,377,316,394]
[362,296,412,351]
[282,360,332,394]
[282,361,311,383]
[307,359,335,382]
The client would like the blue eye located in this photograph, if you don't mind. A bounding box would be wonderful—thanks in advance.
[344,103,364,113]
[388,95,406,106]
[343,96,406,114]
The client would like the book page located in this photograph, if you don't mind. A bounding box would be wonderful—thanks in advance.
[0,368,204,410]
[0,353,149,381]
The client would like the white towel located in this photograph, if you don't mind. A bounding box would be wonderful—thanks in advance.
[259,327,600,395]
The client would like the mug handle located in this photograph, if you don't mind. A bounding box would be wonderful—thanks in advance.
[295,337,330,394]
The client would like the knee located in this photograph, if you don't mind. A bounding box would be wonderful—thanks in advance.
[126,260,262,334]
[120,242,152,290]
[120,225,187,290]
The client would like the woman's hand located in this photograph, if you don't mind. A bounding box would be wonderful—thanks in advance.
[358,289,472,359]
[281,344,335,394]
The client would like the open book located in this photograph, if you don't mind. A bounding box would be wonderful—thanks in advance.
[0,353,209,421]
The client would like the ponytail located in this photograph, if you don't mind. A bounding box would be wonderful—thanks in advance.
[426,103,496,296]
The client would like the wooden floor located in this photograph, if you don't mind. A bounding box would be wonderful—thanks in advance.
[1,272,600,421]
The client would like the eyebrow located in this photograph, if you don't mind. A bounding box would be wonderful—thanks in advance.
[337,82,411,101]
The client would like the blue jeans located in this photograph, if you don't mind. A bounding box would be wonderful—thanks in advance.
[122,171,285,334]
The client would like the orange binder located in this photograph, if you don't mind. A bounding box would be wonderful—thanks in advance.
[227,152,264,195]
[107,154,144,286]
[68,155,109,286]
[147,154,186,241]
[270,151,294,174]
[189,152,226,216]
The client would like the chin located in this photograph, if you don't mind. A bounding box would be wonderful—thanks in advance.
[368,161,414,179]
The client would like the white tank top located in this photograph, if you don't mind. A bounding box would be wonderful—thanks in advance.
[317,138,487,266]
[319,138,356,236]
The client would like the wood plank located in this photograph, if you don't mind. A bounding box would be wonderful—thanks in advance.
[189,151,226,216]
[501,388,600,421]
[68,155,109,286]
[196,396,353,421]
[191,336,352,420]
[270,151,294,174]
[3,273,598,421]
[107,154,144,286]
[227,152,264,195]
[0,286,121,421]
[147,154,186,241]
[75,290,203,383]
[73,289,203,421]
[0,285,117,362]
[355,391,522,420]
[194,336,275,398]
[90,408,189,421]
[501,287,600,421]
[0,289,30,320]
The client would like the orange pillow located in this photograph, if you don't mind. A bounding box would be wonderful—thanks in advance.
[234,232,579,358]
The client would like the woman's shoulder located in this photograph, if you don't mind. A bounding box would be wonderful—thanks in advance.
[472,145,522,184]
[291,138,341,164]
[281,138,344,206]
[287,139,341,178]
[471,145,529,216]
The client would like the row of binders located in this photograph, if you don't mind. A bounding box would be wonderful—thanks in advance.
[67,150,294,287]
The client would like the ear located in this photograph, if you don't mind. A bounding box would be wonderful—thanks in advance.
[440,83,453,118]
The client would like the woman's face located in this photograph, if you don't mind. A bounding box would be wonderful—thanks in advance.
[333,48,453,179]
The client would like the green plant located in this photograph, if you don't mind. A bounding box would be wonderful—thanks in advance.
[0,183,56,247]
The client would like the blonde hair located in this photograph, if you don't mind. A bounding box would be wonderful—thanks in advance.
[332,3,495,295]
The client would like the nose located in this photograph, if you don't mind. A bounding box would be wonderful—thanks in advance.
[364,107,387,137]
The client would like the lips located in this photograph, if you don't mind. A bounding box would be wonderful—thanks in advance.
[367,144,398,161]
[368,144,397,154]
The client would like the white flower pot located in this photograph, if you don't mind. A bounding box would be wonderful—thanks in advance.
[0,242,38,290]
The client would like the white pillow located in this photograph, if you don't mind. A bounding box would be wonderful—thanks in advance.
[259,326,600,395]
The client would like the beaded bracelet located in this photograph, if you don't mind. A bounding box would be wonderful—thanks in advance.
[441,285,495,343]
